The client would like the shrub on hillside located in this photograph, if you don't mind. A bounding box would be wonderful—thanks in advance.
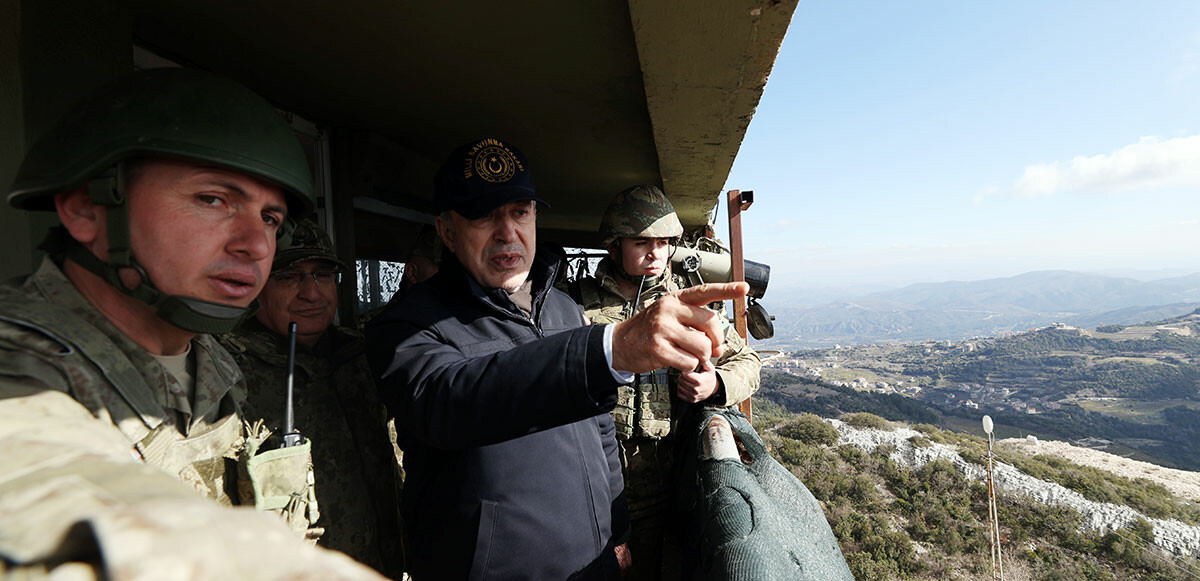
[779,413,841,447]
[834,512,918,579]
[913,423,940,435]
[842,412,891,430]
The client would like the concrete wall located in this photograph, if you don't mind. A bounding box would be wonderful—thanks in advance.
[0,0,131,279]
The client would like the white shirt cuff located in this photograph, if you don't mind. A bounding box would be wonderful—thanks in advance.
[603,324,635,384]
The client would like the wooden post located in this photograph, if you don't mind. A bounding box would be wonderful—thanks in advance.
[726,189,754,420]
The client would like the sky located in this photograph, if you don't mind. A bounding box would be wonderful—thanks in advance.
[719,1,1200,292]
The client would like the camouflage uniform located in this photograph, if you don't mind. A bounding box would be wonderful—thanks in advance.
[0,258,352,578]
[219,320,405,578]
[0,69,381,580]
[574,257,761,580]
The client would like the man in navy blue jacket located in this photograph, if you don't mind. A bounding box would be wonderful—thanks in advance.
[367,138,746,580]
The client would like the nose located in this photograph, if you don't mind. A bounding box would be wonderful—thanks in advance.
[296,274,322,300]
[227,212,273,262]
[493,215,519,243]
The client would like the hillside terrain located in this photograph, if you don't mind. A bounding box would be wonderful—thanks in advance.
[760,270,1200,349]
[762,309,1200,470]
[753,402,1200,579]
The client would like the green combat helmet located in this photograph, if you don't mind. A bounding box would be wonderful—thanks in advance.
[599,184,684,284]
[8,68,316,334]
[599,184,684,246]
[273,219,349,273]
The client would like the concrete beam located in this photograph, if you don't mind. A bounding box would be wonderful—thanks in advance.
[627,0,797,227]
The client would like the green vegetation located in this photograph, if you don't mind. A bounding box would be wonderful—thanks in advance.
[901,328,1200,400]
[755,312,1200,576]
[760,371,939,424]
[756,408,1200,580]
[842,412,891,430]
[777,413,840,446]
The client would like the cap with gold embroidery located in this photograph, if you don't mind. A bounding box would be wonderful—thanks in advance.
[434,137,548,219]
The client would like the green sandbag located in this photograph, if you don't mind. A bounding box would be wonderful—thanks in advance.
[675,408,854,581]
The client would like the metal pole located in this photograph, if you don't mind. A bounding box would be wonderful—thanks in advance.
[983,415,1002,580]
[994,433,1003,580]
[987,433,1003,580]
[725,189,753,420]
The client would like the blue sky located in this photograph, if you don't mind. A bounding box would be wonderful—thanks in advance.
[720,1,1200,291]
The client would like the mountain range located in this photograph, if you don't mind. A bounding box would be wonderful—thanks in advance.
[759,270,1200,348]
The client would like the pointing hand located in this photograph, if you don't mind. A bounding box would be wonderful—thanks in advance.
[610,282,749,374]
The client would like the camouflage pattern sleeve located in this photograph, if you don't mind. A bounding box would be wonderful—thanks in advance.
[712,324,761,408]
[0,389,386,580]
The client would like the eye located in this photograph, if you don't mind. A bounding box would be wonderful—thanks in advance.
[196,194,226,207]
[271,271,303,285]
[262,212,282,227]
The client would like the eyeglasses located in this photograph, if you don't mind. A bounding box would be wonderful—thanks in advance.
[270,269,343,287]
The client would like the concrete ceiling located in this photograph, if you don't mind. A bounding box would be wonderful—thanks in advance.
[125,0,796,248]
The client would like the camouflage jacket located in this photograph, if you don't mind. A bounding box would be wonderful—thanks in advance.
[0,258,248,501]
[0,258,379,579]
[570,257,761,519]
[218,320,404,579]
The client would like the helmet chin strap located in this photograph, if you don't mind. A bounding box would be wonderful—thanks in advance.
[56,169,257,335]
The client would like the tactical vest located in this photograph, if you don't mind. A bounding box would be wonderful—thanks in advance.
[573,275,676,440]
[0,298,320,538]
[615,369,675,439]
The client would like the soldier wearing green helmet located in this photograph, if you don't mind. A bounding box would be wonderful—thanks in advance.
[0,69,383,579]
[570,185,762,581]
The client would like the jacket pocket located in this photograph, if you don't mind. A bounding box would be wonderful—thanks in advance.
[468,499,499,581]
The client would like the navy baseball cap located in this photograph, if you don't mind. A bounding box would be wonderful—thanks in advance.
[434,138,549,219]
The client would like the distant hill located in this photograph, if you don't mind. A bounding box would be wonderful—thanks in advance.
[754,309,1200,577]
[764,309,1200,469]
[760,270,1200,348]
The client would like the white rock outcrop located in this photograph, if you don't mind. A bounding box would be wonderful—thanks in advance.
[830,420,1200,556]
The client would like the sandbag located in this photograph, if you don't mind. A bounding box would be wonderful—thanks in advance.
[675,409,854,581]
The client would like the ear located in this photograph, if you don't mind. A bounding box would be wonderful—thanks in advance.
[434,215,456,255]
[54,187,105,247]
[606,240,621,263]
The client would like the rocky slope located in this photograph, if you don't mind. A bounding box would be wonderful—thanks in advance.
[831,419,1200,556]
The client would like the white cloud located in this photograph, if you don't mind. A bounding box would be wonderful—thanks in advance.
[1014,135,1200,197]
